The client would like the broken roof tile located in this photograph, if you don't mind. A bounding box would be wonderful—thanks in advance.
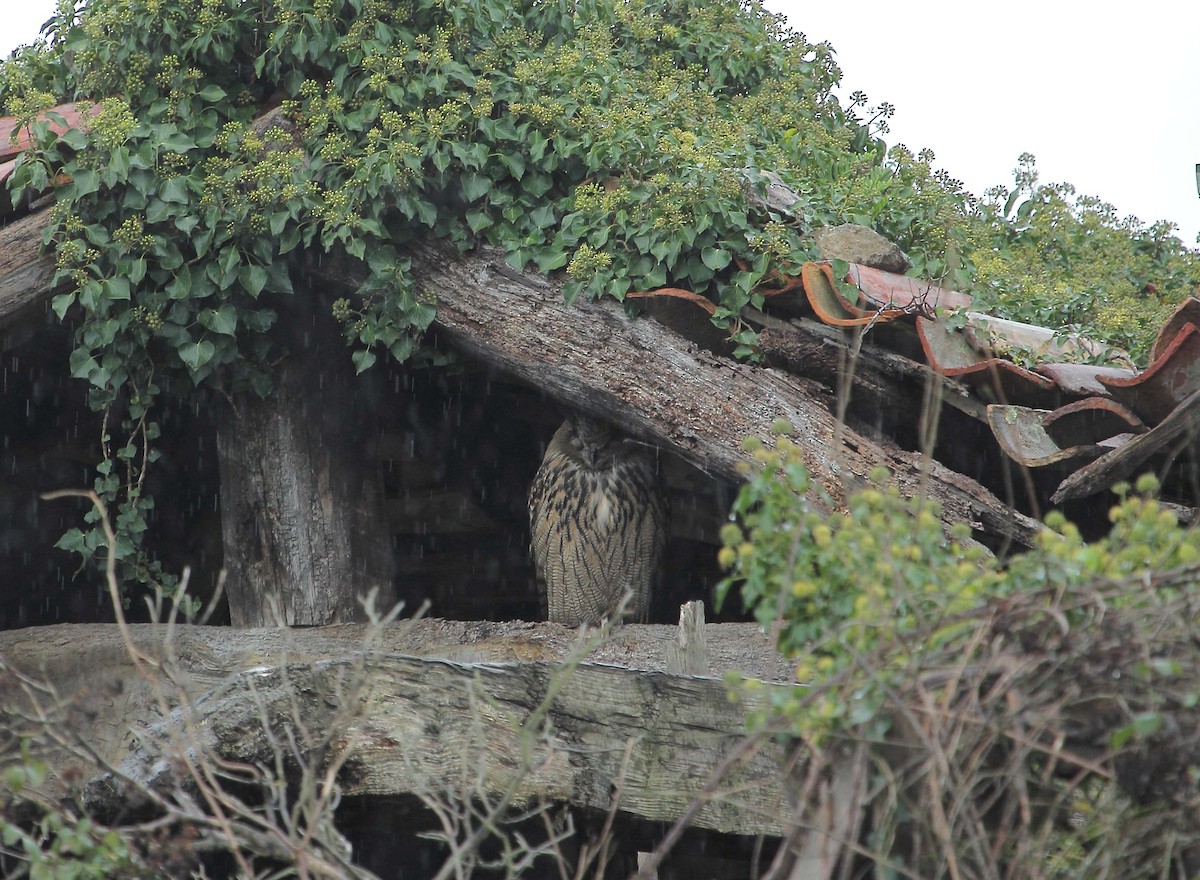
[916,316,1058,404]
[1035,363,1138,398]
[1149,297,1200,365]
[1041,397,1146,449]
[988,404,1112,469]
[845,263,973,314]
[800,262,903,327]
[1098,323,1200,425]
[966,313,1131,368]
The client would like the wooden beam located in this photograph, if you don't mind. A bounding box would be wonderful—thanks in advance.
[0,206,55,327]
[1,621,795,836]
[402,239,1042,548]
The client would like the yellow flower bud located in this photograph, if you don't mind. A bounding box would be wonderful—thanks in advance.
[791,580,816,598]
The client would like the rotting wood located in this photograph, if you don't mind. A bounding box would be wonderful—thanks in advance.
[215,291,395,627]
[0,205,56,327]
[0,620,795,837]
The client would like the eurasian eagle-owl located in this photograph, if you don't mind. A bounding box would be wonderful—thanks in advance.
[528,416,667,626]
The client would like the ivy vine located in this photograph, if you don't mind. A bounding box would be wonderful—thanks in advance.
[0,0,979,584]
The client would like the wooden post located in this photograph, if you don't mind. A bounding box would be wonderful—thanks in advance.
[215,291,395,626]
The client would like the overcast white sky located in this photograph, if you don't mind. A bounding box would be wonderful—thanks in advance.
[4,1,1199,246]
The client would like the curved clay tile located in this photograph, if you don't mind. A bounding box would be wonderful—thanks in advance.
[1148,297,1200,365]
[916,316,1057,405]
[800,262,903,327]
[1035,363,1137,398]
[1098,323,1200,425]
[846,263,973,315]
[987,404,1112,468]
[1041,397,1146,448]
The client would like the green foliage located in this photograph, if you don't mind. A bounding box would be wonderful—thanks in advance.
[716,424,997,732]
[2,751,133,880]
[0,0,921,583]
[968,154,1200,362]
[718,431,1200,739]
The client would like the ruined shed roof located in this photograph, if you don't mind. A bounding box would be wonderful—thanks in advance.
[798,261,1200,507]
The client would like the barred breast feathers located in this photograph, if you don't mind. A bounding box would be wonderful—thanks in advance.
[528,416,667,626]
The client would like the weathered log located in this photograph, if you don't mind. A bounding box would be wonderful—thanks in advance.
[401,240,1042,548]
[0,205,56,326]
[0,620,795,836]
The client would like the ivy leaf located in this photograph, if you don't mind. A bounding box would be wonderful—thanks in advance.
[238,264,268,298]
[160,130,197,152]
[389,337,414,363]
[103,277,131,301]
[499,151,526,179]
[197,84,227,102]
[58,127,88,150]
[278,224,301,254]
[68,348,97,379]
[199,304,238,335]
[167,265,193,299]
[409,301,436,331]
[52,292,76,320]
[107,147,130,182]
[67,168,100,198]
[352,349,377,374]
[178,339,216,371]
[461,172,491,202]
[146,198,174,224]
[535,250,570,273]
[466,209,493,233]
[701,247,732,271]
[639,264,667,289]
[529,205,556,229]
[528,132,548,163]
[159,177,190,204]
[54,528,87,553]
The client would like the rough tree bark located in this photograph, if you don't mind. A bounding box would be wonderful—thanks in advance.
[0,207,55,328]
[215,291,395,626]
[0,620,794,836]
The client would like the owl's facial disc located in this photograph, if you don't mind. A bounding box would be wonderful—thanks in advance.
[570,417,614,469]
